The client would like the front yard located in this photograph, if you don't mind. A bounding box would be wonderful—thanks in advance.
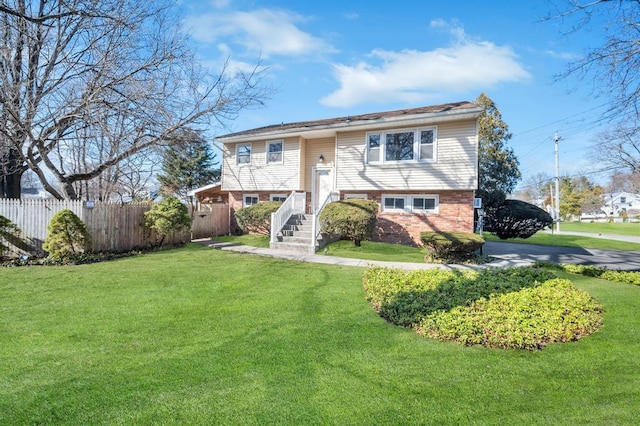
[1,243,640,424]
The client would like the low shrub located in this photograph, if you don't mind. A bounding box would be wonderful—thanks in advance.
[43,209,91,259]
[319,199,378,246]
[418,278,603,350]
[0,215,21,258]
[600,270,640,286]
[484,199,553,239]
[363,266,601,350]
[534,261,640,287]
[420,231,485,263]
[234,201,282,235]
[144,196,190,245]
[363,266,555,327]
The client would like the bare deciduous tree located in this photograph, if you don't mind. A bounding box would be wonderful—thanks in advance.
[547,1,640,121]
[0,0,269,199]
[589,124,640,173]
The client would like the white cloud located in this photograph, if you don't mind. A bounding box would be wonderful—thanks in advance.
[320,21,531,108]
[185,8,336,58]
[544,50,581,61]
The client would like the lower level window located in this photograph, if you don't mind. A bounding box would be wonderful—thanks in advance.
[243,194,259,207]
[382,194,438,213]
[412,197,436,212]
[270,194,287,202]
[384,197,405,210]
[344,194,368,200]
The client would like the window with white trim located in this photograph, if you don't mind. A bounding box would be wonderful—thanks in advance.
[243,194,258,207]
[367,127,436,163]
[270,194,287,202]
[412,196,437,212]
[266,140,283,164]
[383,196,405,211]
[367,134,380,162]
[344,194,368,200]
[382,194,439,213]
[237,144,251,165]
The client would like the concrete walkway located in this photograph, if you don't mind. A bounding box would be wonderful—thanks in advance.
[194,230,640,271]
[193,239,532,271]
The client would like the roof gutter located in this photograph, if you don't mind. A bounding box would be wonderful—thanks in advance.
[217,106,484,143]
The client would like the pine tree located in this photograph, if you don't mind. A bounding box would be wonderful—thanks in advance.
[157,130,220,199]
[475,93,521,209]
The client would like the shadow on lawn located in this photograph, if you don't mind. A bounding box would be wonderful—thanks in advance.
[375,267,556,327]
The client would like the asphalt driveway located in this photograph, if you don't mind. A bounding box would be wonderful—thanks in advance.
[483,241,640,271]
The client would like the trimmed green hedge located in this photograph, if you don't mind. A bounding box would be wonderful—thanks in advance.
[235,201,282,235]
[363,266,602,350]
[535,261,640,286]
[420,231,485,262]
[319,199,378,246]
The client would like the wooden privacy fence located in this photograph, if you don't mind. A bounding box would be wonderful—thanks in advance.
[191,205,230,240]
[0,199,230,255]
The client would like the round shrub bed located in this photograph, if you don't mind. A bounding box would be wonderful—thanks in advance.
[363,266,603,350]
[417,278,603,350]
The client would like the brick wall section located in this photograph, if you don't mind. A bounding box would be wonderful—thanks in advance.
[230,190,475,245]
[341,190,475,246]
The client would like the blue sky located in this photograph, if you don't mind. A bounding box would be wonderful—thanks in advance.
[178,0,611,188]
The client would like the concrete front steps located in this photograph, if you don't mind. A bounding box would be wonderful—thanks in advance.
[271,214,318,253]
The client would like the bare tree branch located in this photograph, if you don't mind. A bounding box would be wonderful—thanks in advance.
[0,0,271,199]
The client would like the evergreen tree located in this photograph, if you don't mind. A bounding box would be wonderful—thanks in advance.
[475,93,521,209]
[157,130,220,199]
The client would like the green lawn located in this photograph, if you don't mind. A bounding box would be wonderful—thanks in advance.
[484,232,640,251]
[1,244,640,424]
[323,239,426,263]
[560,221,640,236]
[212,234,271,247]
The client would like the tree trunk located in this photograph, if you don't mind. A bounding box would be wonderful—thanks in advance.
[0,168,22,198]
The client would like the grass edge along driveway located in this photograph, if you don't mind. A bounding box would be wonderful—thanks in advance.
[1,243,639,424]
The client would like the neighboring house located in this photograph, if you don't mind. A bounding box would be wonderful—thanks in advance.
[21,187,53,199]
[602,191,640,217]
[217,101,484,250]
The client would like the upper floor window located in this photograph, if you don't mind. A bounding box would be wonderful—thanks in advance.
[620,196,627,204]
[267,140,283,164]
[367,134,380,162]
[367,127,436,164]
[237,144,251,165]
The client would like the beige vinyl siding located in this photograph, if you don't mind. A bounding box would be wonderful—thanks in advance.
[304,137,336,192]
[222,137,302,191]
[336,120,477,191]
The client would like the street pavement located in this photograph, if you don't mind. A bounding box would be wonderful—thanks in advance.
[195,230,640,271]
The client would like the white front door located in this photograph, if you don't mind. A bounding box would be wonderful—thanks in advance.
[313,167,333,212]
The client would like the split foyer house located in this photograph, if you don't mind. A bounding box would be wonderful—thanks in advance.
[217,101,484,252]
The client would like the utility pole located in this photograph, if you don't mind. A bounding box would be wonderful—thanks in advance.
[554,132,561,232]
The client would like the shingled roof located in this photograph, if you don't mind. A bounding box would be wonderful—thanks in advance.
[217,101,481,140]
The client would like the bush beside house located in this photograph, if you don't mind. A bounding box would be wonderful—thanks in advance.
[234,201,282,235]
[319,199,378,246]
